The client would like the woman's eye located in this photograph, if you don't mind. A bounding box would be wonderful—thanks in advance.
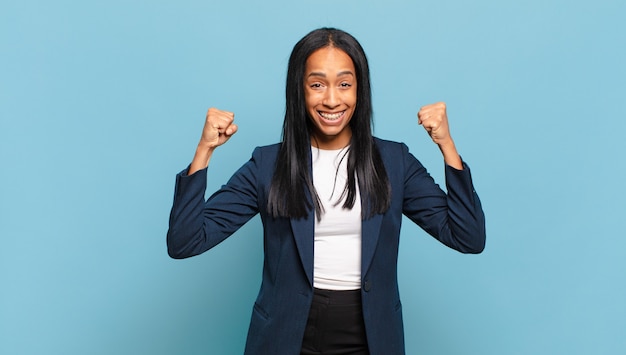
[340,82,352,88]
[310,83,322,88]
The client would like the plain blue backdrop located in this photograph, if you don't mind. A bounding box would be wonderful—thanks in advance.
[1,0,625,354]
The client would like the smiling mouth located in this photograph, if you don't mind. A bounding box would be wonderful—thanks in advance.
[318,111,345,121]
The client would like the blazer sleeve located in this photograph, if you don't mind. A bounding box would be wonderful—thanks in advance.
[401,144,486,253]
[166,147,263,259]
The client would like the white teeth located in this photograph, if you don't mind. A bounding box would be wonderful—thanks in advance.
[319,111,343,120]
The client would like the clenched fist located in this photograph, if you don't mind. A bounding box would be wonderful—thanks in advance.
[417,102,463,170]
[188,107,239,175]
[200,107,238,149]
[417,102,452,146]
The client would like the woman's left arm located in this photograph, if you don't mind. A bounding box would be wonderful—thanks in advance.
[402,102,485,253]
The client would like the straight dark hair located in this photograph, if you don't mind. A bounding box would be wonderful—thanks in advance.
[267,27,391,220]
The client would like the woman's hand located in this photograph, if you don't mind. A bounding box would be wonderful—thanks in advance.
[418,102,453,146]
[418,102,463,170]
[199,107,238,149]
[189,107,238,175]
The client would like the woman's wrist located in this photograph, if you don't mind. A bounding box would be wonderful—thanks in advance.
[189,143,216,175]
[438,139,463,170]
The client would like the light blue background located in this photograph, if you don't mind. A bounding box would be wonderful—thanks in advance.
[2,0,625,354]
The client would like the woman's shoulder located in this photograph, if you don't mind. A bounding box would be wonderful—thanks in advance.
[373,137,409,154]
[248,143,282,166]
[253,142,281,154]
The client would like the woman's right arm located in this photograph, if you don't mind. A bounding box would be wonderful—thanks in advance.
[167,107,250,259]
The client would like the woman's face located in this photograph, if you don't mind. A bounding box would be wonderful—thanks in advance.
[304,46,357,150]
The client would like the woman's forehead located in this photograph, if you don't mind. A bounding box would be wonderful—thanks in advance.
[305,47,355,73]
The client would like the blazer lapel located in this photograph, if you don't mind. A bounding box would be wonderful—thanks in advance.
[361,213,383,277]
[290,146,315,287]
[358,169,384,277]
[290,204,383,287]
[290,214,314,287]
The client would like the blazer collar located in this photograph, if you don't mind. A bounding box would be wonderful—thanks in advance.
[360,213,383,277]
[290,216,315,286]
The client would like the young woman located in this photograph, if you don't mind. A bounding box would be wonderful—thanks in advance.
[167,27,486,355]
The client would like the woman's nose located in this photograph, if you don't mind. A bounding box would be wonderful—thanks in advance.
[322,88,340,108]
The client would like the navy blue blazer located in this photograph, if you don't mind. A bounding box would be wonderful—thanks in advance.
[167,138,486,355]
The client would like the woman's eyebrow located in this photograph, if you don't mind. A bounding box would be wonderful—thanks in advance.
[307,72,326,78]
[307,70,354,78]
[336,70,354,77]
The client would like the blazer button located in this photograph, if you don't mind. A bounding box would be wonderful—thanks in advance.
[363,280,371,292]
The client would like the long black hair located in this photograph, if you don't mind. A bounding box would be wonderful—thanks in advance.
[267,28,391,220]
